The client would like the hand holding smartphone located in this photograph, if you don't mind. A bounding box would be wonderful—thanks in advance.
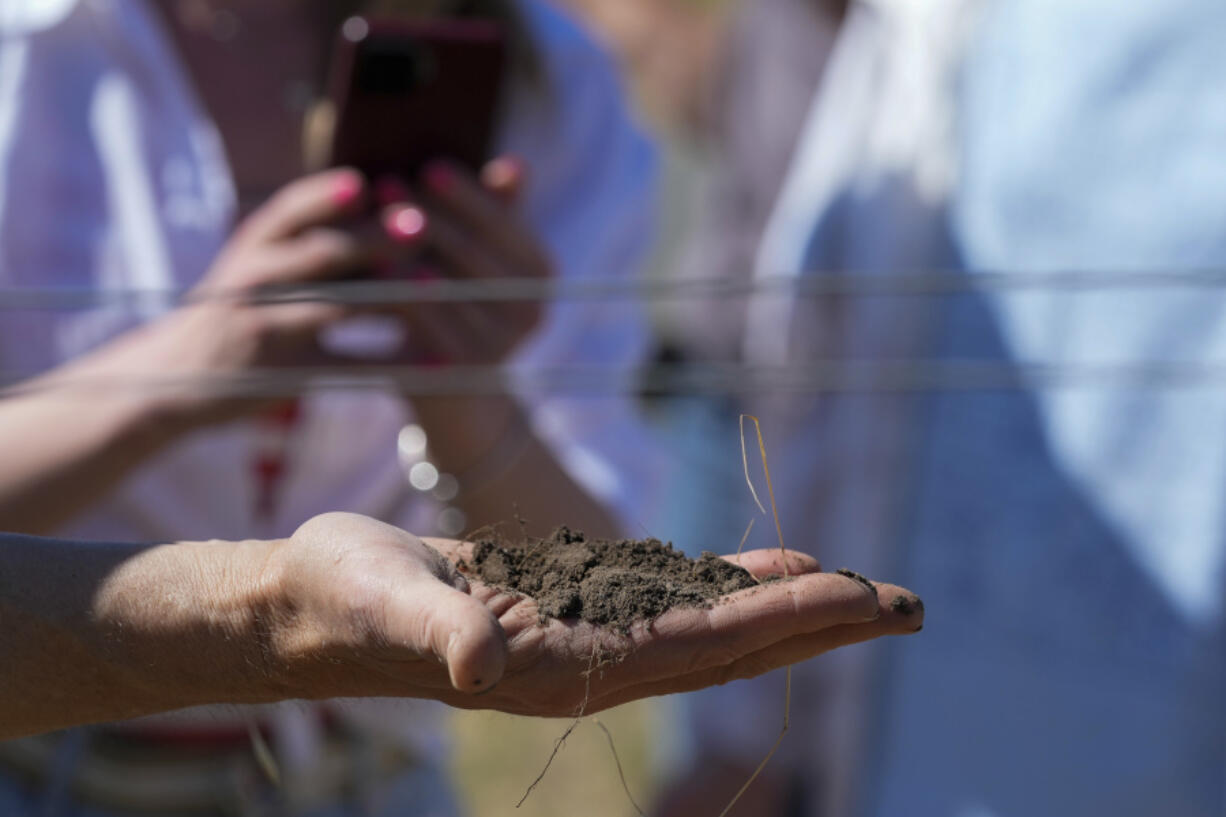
[307,14,550,368]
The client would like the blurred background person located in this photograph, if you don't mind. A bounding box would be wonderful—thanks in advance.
[0,0,661,814]
[631,0,1226,814]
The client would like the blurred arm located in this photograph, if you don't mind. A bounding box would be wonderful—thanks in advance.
[0,324,189,535]
[0,530,279,738]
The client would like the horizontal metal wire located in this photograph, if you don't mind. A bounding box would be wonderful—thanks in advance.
[6,361,1226,399]
[6,270,1226,310]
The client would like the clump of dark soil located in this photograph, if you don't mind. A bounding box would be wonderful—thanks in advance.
[463,526,760,633]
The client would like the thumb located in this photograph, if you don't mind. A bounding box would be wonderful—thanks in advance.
[390,577,508,693]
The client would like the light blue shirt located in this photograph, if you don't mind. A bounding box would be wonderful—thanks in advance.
[661,1,1226,814]
[864,0,1226,814]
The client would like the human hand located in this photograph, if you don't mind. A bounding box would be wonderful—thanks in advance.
[250,513,922,717]
[73,168,420,430]
[1,513,923,738]
[373,156,552,367]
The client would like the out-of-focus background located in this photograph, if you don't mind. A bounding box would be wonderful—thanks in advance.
[4,0,1225,815]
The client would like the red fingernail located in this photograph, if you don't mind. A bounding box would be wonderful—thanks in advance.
[424,161,456,193]
[375,176,412,207]
[384,206,427,243]
[332,173,364,208]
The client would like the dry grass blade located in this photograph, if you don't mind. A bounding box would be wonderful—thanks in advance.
[246,717,281,786]
[734,517,756,562]
[743,415,788,572]
[718,415,793,817]
[738,415,768,516]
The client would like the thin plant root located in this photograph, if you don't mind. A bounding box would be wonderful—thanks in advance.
[516,717,582,809]
[594,717,646,817]
[717,667,791,817]
[734,517,756,564]
[516,642,601,808]
[718,415,794,817]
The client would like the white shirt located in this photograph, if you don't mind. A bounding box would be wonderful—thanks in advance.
[0,0,663,545]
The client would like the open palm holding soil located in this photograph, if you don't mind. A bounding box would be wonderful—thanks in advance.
[1,513,922,739]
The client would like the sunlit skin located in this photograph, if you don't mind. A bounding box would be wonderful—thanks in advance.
[0,513,924,739]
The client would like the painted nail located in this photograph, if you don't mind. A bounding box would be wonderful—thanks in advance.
[332,173,364,207]
[424,161,457,194]
[383,205,427,244]
[375,176,411,207]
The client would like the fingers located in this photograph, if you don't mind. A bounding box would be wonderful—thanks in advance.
[255,202,428,287]
[585,572,882,694]
[383,575,509,694]
[256,301,351,339]
[239,169,367,245]
[359,161,547,366]
[590,585,924,711]
[717,584,923,671]
[399,294,491,363]
[401,209,543,358]
[420,160,550,276]
[712,582,923,672]
[249,228,383,287]
[724,549,822,578]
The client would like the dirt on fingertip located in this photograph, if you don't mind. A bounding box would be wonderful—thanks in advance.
[836,568,878,599]
[460,526,760,633]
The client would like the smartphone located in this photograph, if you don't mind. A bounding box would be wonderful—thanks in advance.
[321,16,508,181]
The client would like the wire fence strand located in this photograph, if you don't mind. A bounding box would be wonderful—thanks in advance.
[5,360,1226,400]
[7,272,1226,397]
[7,269,1226,310]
